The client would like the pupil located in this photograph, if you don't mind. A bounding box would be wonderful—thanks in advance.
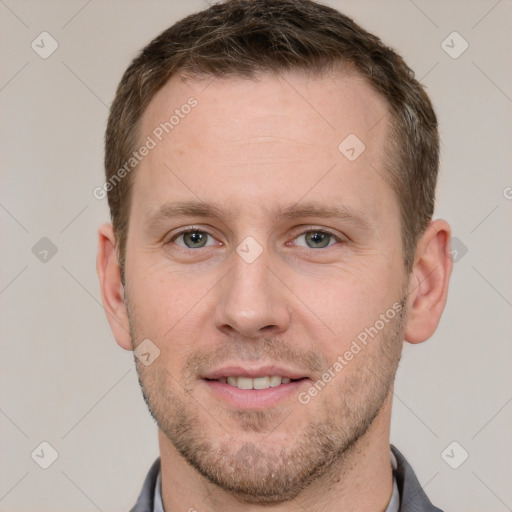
[186,232,206,247]
[307,231,329,248]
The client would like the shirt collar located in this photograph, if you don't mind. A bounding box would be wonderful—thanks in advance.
[153,464,164,512]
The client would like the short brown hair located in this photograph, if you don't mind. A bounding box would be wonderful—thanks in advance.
[105,0,438,279]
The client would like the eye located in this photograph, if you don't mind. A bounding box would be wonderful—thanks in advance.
[293,229,340,249]
[171,229,217,249]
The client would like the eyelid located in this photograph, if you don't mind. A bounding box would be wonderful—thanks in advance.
[289,226,345,246]
[292,222,343,235]
[167,226,220,246]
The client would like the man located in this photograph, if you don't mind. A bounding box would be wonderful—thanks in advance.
[96,0,452,510]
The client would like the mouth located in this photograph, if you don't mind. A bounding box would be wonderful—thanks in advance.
[204,375,308,390]
[201,367,311,409]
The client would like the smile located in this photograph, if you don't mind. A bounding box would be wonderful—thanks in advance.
[212,375,296,389]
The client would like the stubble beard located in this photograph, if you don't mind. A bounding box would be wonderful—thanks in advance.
[128,296,406,503]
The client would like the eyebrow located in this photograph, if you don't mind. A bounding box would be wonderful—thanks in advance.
[144,200,373,232]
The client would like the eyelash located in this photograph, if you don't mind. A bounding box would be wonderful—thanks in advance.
[167,226,343,249]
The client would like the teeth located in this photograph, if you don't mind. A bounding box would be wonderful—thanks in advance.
[253,376,270,389]
[269,376,282,387]
[237,376,253,390]
[219,376,294,389]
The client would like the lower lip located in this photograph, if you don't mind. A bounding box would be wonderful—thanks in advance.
[203,379,309,409]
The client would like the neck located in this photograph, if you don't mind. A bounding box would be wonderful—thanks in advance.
[159,392,394,512]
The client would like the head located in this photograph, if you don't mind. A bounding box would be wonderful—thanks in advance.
[97,0,451,504]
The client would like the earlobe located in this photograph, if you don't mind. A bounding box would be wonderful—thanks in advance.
[404,220,453,344]
[96,223,132,351]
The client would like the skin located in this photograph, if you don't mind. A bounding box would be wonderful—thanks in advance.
[97,69,452,511]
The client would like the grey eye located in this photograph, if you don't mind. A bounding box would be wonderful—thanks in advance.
[174,231,214,248]
[295,231,336,249]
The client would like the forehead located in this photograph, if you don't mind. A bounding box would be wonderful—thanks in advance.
[141,68,388,152]
[132,69,396,228]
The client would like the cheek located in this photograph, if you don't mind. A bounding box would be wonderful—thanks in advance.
[126,263,219,369]
[126,265,193,339]
[292,263,402,342]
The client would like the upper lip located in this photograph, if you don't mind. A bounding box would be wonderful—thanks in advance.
[202,365,310,380]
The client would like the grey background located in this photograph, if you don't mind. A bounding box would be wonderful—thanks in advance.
[1,1,511,511]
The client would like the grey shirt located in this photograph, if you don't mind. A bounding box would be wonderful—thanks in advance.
[130,444,444,512]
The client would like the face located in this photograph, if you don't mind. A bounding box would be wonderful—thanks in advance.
[124,70,408,502]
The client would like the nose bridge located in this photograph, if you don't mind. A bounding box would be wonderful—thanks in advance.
[214,241,290,338]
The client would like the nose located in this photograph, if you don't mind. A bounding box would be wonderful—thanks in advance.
[213,246,292,339]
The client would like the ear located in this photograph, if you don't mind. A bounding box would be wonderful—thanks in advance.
[96,223,132,351]
[404,219,453,344]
